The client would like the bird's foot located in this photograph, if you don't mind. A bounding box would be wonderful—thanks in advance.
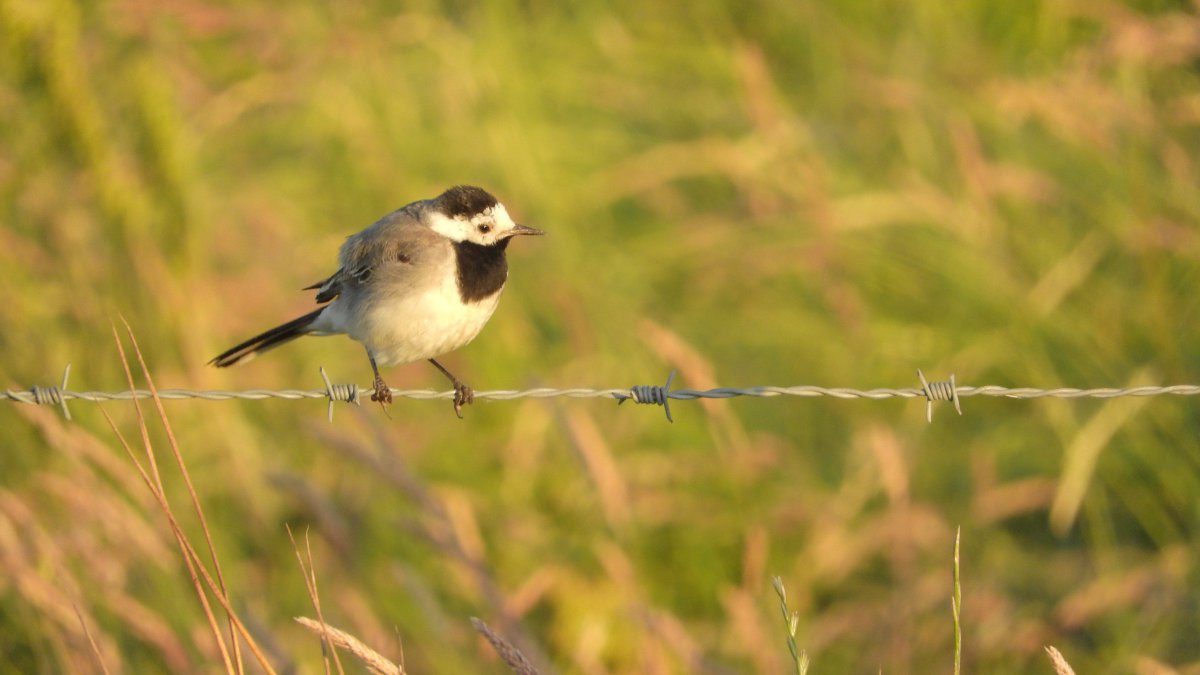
[370,374,393,405]
[451,380,474,419]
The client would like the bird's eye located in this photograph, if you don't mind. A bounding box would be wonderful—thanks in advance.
[477,223,492,233]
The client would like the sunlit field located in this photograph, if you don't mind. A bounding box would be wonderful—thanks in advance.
[2,1,1199,673]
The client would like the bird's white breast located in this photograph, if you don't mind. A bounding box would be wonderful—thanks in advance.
[345,272,504,367]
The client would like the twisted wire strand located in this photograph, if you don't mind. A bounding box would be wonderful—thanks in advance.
[5,383,1200,405]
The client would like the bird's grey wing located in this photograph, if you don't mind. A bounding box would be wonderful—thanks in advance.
[301,206,429,304]
[332,209,439,294]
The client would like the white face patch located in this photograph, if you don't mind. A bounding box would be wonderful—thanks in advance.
[427,211,471,242]
[428,203,519,246]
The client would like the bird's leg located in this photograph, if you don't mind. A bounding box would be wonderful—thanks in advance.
[368,353,393,406]
[429,358,473,419]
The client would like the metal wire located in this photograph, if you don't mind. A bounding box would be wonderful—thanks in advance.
[4,366,1199,422]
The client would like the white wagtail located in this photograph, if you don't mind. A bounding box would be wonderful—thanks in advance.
[210,185,543,417]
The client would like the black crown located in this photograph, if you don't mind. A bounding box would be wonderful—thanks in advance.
[437,185,499,219]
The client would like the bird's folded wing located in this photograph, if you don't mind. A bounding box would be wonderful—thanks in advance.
[314,225,439,303]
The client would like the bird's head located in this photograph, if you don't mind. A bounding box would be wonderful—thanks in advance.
[427,185,544,246]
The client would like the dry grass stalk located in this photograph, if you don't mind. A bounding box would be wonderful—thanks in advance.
[107,323,276,674]
[287,525,346,675]
[294,617,403,675]
[952,527,962,675]
[108,324,242,673]
[1045,646,1077,675]
[72,603,113,675]
[471,617,539,675]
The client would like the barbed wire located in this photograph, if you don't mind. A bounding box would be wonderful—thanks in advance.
[5,365,1199,423]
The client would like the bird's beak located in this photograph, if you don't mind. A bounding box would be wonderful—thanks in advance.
[506,223,545,238]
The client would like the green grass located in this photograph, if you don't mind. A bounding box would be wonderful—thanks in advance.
[2,0,1199,672]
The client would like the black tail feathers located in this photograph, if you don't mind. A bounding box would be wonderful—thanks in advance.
[210,308,324,367]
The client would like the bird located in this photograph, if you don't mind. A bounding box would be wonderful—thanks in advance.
[210,185,543,417]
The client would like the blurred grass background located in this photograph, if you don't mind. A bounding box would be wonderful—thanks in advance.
[2,0,1199,672]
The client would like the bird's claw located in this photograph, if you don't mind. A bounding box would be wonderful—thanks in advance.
[370,375,393,405]
[451,381,474,419]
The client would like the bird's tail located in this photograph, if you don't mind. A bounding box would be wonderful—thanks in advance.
[210,308,325,367]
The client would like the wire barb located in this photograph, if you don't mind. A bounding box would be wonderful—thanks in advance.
[28,364,72,421]
[918,369,961,423]
[615,371,676,422]
[319,367,360,423]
